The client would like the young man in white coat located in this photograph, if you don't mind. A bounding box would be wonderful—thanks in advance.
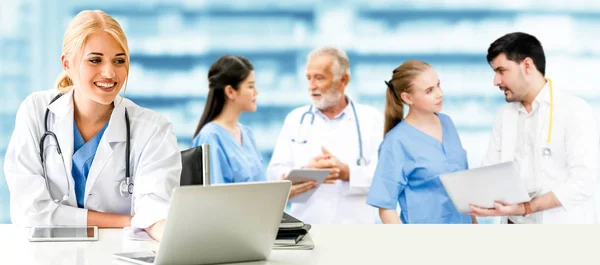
[468,32,599,224]
[267,47,383,224]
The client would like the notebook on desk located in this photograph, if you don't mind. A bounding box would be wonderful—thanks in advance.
[276,224,311,245]
[275,233,307,245]
[274,233,314,250]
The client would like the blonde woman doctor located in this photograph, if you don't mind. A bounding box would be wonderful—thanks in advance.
[3,10,181,240]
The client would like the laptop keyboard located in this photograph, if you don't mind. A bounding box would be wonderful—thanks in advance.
[132,256,155,263]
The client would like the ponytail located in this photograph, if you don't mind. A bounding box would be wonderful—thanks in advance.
[384,81,404,135]
[383,60,431,135]
[55,71,73,93]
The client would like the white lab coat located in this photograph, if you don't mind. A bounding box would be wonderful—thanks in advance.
[483,83,599,224]
[4,89,181,228]
[267,99,383,224]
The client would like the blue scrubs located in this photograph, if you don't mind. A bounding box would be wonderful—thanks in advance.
[366,113,472,224]
[72,121,109,208]
[192,122,266,184]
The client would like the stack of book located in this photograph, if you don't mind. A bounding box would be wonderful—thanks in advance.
[274,212,314,250]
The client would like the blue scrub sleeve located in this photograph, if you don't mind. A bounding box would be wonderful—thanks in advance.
[193,134,232,184]
[366,139,408,210]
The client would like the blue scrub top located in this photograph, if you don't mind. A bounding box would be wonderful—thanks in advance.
[72,120,109,208]
[192,122,266,184]
[366,113,472,224]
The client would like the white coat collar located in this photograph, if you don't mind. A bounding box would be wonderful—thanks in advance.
[104,95,129,144]
[47,89,74,118]
[512,80,552,113]
[313,95,355,121]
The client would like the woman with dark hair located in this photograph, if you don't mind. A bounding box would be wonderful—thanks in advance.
[192,55,265,184]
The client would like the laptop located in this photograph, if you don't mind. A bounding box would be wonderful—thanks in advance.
[113,180,292,265]
[439,161,531,213]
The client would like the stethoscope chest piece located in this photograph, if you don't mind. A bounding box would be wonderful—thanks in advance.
[119,179,133,198]
[542,147,552,158]
[357,156,368,166]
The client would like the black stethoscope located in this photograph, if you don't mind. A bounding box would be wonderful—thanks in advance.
[40,93,133,203]
[290,100,368,166]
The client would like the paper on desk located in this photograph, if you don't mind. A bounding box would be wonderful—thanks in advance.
[123,227,153,241]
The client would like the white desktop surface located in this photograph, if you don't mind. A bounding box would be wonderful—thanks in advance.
[0,224,596,264]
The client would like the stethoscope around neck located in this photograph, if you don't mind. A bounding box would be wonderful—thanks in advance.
[40,93,133,204]
[541,78,554,158]
[290,100,368,166]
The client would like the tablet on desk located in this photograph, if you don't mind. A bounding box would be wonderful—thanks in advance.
[28,226,98,242]
[286,168,331,203]
[440,161,531,213]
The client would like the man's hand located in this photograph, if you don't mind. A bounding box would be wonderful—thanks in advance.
[305,154,332,169]
[319,146,349,183]
[304,152,338,184]
[467,201,526,217]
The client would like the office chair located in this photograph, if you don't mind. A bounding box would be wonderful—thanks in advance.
[180,144,211,186]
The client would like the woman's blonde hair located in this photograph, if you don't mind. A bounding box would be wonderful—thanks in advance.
[55,10,130,93]
[384,60,431,135]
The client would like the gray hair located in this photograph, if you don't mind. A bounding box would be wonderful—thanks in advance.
[307,46,351,82]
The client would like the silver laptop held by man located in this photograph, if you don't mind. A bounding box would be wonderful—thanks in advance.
[113,180,292,265]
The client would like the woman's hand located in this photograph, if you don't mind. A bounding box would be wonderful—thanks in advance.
[145,219,166,241]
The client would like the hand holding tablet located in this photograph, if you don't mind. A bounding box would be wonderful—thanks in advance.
[285,168,331,203]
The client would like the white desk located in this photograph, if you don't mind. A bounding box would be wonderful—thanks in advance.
[0,224,597,264]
